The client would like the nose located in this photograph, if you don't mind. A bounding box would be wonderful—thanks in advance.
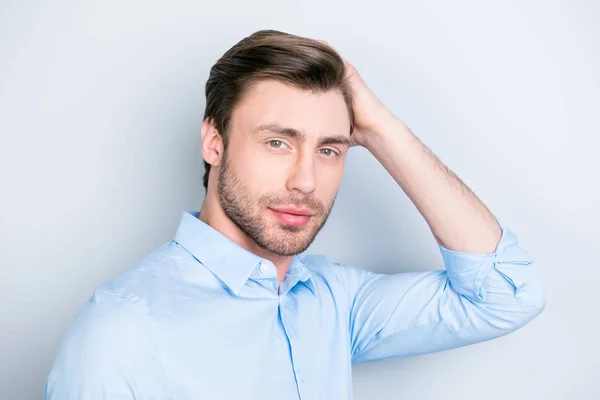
[286,150,317,195]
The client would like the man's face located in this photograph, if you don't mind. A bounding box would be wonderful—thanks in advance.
[216,79,351,256]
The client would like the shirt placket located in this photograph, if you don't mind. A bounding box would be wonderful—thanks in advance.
[278,274,316,400]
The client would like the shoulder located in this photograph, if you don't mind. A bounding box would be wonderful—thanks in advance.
[95,240,185,314]
[56,240,184,352]
[44,244,179,398]
[56,291,154,356]
[45,293,167,398]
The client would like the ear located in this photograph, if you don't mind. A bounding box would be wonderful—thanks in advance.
[201,117,224,167]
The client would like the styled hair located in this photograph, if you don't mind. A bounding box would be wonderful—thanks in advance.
[202,29,355,190]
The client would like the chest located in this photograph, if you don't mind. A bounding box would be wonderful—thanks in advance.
[154,288,353,399]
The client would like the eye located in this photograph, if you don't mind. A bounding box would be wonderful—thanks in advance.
[319,148,341,157]
[267,140,288,149]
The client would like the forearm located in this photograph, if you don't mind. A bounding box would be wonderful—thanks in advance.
[364,115,501,253]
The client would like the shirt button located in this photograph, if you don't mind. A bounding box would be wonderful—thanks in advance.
[259,263,269,273]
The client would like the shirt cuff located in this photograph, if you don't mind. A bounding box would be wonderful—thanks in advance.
[436,217,534,301]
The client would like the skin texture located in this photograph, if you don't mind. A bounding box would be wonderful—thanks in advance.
[201,43,502,287]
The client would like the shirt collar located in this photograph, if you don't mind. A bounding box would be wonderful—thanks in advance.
[172,211,315,296]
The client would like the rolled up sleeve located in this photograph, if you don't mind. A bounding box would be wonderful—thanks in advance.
[345,219,546,364]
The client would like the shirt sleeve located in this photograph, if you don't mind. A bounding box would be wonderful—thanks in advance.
[44,291,169,399]
[344,219,546,364]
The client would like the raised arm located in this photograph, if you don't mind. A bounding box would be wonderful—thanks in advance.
[343,219,545,363]
[322,45,546,363]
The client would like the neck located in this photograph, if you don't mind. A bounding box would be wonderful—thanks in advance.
[198,191,292,286]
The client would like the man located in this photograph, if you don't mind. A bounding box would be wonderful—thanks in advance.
[45,30,545,399]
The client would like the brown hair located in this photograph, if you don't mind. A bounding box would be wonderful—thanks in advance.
[202,29,355,190]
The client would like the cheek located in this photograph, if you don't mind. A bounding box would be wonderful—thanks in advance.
[234,153,287,193]
[315,163,344,194]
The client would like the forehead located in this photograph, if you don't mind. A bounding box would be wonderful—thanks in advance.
[231,79,351,137]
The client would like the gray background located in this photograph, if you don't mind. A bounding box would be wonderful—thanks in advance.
[1,1,598,399]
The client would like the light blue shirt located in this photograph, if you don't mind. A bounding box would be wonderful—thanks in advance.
[45,210,546,399]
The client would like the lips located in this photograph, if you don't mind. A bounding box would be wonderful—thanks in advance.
[270,207,314,216]
[269,207,313,226]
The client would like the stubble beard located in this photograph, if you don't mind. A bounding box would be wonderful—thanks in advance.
[216,150,336,256]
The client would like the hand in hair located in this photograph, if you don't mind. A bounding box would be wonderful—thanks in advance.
[318,40,397,149]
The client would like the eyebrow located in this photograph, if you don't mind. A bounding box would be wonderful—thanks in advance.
[252,124,352,147]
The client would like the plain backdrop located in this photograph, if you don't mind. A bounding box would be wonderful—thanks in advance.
[1,1,598,399]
